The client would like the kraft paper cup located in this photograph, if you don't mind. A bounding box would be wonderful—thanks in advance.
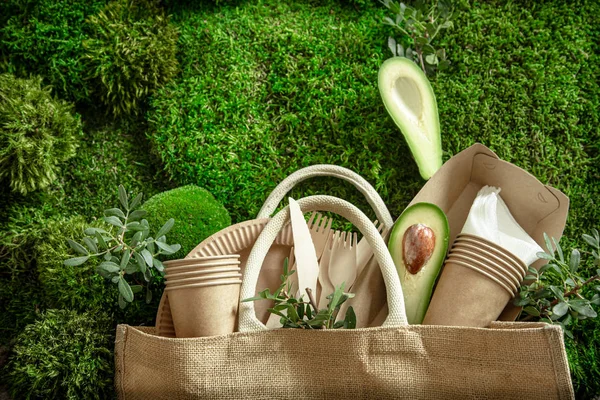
[163,255,240,268]
[422,256,512,327]
[164,267,241,281]
[454,234,527,276]
[448,247,521,291]
[165,260,241,274]
[453,238,527,279]
[450,241,525,282]
[166,279,242,338]
[165,272,243,287]
[445,254,516,295]
[422,237,524,327]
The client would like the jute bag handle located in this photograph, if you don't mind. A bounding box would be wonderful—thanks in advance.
[239,195,408,332]
[257,165,394,229]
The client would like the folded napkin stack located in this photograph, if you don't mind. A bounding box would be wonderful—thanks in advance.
[462,186,543,266]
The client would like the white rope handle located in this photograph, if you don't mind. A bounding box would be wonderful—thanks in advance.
[257,165,394,229]
[239,195,408,332]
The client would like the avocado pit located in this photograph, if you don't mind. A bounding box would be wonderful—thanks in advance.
[402,223,436,274]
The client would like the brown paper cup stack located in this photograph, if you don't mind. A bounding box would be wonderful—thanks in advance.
[163,255,242,338]
[422,233,527,327]
[164,255,241,272]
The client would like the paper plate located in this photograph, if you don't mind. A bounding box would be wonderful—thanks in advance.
[155,218,294,336]
[155,294,175,338]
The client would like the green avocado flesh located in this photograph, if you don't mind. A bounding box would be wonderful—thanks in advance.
[388,202,449,324]
[378,57,442,180]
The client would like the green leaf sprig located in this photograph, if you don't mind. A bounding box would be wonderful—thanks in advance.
[381,0,454,75]
[64,185,181,308]
[514,230,600,338]
[242,258,357,329]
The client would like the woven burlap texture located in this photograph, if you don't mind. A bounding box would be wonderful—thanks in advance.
[115,322,574,399]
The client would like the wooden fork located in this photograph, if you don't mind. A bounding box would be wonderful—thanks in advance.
[328,231,358,291]
[306,212,333,262]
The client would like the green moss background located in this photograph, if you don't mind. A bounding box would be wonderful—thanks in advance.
[0,0,599,397]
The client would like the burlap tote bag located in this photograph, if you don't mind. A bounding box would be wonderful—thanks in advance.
[115,193,574,399]
[151,165,396,336]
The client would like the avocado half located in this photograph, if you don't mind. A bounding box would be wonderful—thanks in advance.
[378,57,442,180]
[388,202,449,324]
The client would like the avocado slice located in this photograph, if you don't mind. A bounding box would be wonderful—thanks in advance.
[388,202,449,324]
[378,57,442,180]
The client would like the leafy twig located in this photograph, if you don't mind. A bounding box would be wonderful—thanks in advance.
[381,0,454,75]
[305,287,319,314]
[242,258,357,329]
[64,185,180,308]
[514,230,600,338]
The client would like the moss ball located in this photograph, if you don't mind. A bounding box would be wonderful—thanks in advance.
[84,0,179,115]
[0,74,81,194]
[5,309,114,400]
[142,185,231,259]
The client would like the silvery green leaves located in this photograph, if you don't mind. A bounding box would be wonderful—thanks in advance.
[63,185,180,309]
[582,228,600,266]
[515,231,600,338]
[382,0,453,75]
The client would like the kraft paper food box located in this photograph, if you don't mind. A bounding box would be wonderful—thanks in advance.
[407,143,570,321]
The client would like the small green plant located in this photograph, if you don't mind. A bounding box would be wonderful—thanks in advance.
[243,258,357,329]
[0,73,81,194]
[5,309,114,400]
[381,0,453,74]
[64,185,181,308]
[142,185,231,259]
[514,231,600,339]
[84,0,179,115]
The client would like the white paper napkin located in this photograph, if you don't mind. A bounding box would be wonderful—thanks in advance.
[461,186,543,266]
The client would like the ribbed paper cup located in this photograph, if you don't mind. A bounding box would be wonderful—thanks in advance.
[454,234,527,277]
[165,260,241,274]
[166,279,242,338]
[163,255,240,269]
[448,247,521,291]
[446,252,517,295]
[450,241,525,283]
[423,258,512,327]
[165,272,243,287]
[422,235,527,327]
[164,266,241,281]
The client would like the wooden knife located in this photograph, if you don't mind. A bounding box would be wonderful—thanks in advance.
[288,197,320,301]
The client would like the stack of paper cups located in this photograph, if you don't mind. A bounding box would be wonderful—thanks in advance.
[422,234,527,327]
[164,255,242,338]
